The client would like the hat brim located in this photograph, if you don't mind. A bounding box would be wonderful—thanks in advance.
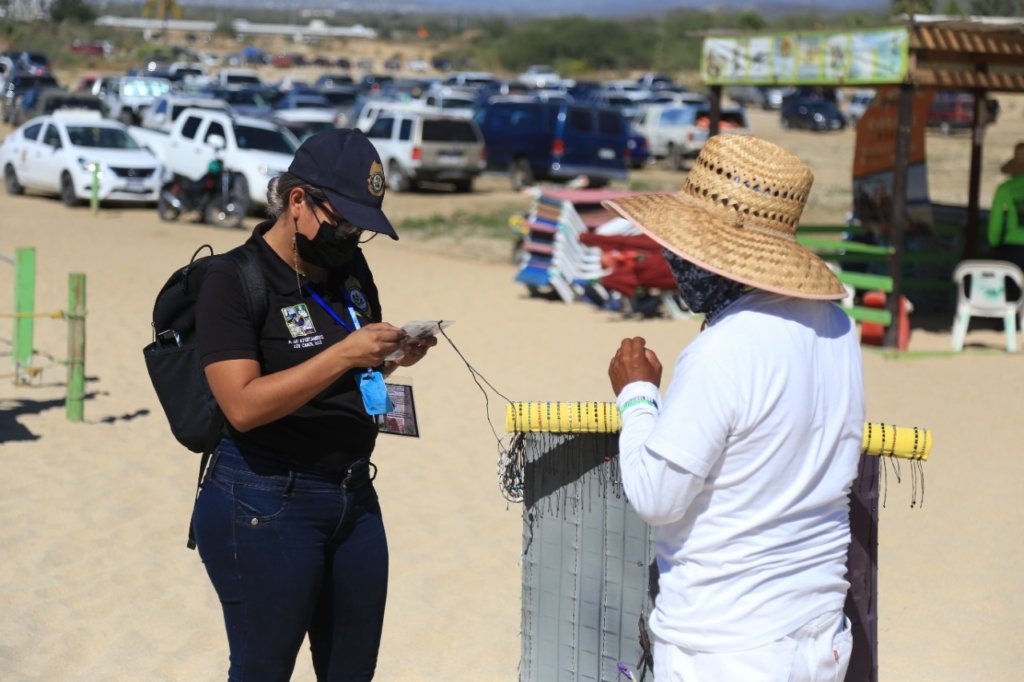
[322,186,398,240]
[603,193,847,300]
[1001,159,1024,176]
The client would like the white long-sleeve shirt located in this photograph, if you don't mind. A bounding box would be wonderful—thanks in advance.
[615,291,865,653]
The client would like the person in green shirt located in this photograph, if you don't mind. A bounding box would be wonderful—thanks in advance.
[988,142,1024,270]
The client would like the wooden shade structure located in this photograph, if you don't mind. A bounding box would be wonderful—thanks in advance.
[702,17,1024,348]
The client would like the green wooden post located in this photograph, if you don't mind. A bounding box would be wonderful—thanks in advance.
[90,162,99,213]
[66,273,86,422]
[13,247,36,384]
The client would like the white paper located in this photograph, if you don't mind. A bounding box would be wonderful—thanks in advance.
[385,320,454,361]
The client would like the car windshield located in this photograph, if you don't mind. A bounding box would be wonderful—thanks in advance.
[121,79,170,97]
[224,90,267,106]
[234,124,298,153]
[66,125,141,149]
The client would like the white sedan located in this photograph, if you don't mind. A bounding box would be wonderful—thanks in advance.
[1,111,162,206]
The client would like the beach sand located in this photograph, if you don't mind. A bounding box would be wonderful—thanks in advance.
[2,110,1024,680]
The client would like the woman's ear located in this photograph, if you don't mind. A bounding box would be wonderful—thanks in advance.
[288,187,306,219]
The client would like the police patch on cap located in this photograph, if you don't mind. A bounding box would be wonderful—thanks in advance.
[368,161,385,197]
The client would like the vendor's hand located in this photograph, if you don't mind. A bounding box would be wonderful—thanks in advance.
[341,323,406,367]
[608,337,662,396]
[394,334,437,368]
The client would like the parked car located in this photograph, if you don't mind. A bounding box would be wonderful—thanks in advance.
[104,76,171,125]
[16,51,51,76]
[927,90,999,134]
[9,88,105,126]
[847,89,876,125]
[780,98,847,131]
[474,100,630,189]
[129,108,298,208]
[726,85,790,110]
[2,73,60,123]
[315,73,354,89]
[415,86,477,117]
[140,94,230,132]
[364,111,485,192]
[626,125,651,169]
[1,111,162,205]
[518,65,561,88]
[633,103,750,168]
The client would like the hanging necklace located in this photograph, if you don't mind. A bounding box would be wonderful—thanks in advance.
[291,236,306,293]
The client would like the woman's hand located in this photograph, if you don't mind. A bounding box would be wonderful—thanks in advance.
[340,323,407,367]
[608,336,662,396]
[393,334,437,368]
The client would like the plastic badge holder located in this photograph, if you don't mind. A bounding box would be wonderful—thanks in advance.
[359,370,394,415]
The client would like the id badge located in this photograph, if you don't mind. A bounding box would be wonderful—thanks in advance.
[359,370,395,415]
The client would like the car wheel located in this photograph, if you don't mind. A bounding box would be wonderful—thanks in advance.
[510,158,533,191]
[60,172,81,207]
[387,161,410,192]
[230,174,251,216]
[4,164,24,195]
[157,191,181,221]
[452,177,473,193]
[667,144,685,171]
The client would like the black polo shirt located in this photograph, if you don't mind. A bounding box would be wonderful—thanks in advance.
[197,220,382,473]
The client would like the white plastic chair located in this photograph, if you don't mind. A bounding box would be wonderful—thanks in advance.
[951,260,1024,352]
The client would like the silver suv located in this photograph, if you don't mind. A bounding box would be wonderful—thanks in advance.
[365,110,485,192]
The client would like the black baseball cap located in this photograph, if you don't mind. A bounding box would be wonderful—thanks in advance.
[288,128,398,240]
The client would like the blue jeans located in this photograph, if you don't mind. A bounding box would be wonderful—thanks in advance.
[193,439,388,682]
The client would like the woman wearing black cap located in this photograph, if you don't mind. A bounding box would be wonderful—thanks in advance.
[192,128,435,681]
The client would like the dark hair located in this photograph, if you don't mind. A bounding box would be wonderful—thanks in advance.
[266,172,328,218]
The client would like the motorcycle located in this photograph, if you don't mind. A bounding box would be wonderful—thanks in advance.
[157,150,249,229]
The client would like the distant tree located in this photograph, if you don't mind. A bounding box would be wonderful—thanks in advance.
[969,0,1024,15]
[891,0,936,14]
[49,0,96,23]
[737,10,767,31]
[141,0,184,22]
[940,0,965,13]
[214,19,236,39]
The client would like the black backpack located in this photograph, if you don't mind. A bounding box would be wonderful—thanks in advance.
[143,244,268,547]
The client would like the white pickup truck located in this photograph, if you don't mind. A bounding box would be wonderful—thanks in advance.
[129,107,298,207]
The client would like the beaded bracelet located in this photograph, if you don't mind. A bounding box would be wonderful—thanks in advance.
[619,397,659,414]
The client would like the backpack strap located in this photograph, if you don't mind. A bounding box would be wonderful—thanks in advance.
[187,246,270,550]
[227,247,270,328]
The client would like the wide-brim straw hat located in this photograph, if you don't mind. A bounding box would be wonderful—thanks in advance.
[603,134,846,300]
[1001,142,1024,175]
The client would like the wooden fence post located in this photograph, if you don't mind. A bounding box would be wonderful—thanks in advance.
[66,273,86,422]
[13,247,36,384]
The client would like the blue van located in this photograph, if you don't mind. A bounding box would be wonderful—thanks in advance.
[474,99,630,189]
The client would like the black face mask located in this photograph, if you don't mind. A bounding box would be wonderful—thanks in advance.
[295,220,361,269]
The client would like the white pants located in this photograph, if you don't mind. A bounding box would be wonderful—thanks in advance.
[652,609,853,682]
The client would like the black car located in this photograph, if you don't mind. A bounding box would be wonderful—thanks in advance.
[2,73,60,123]
[780,98,846,132]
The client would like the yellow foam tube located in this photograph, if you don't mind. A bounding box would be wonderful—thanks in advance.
[505,402,930,461]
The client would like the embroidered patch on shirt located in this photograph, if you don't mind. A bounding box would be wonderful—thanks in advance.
[281,303,316,338]
[345,276,372,317]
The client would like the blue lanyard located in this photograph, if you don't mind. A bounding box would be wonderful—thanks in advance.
[303,285,360,333]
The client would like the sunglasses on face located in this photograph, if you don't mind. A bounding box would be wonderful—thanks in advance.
[309,196,363,239]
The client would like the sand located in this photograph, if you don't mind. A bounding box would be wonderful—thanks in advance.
[2,103,1024,681]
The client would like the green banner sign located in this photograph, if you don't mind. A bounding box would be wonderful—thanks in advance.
[701,27,910,86]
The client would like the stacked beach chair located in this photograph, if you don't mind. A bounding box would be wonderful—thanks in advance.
[514,189,630,304]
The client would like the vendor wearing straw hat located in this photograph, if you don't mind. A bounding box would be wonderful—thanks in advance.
[605,135,864,681]
[987,141,1024,270]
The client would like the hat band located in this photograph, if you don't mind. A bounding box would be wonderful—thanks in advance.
[723,210,797,243]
